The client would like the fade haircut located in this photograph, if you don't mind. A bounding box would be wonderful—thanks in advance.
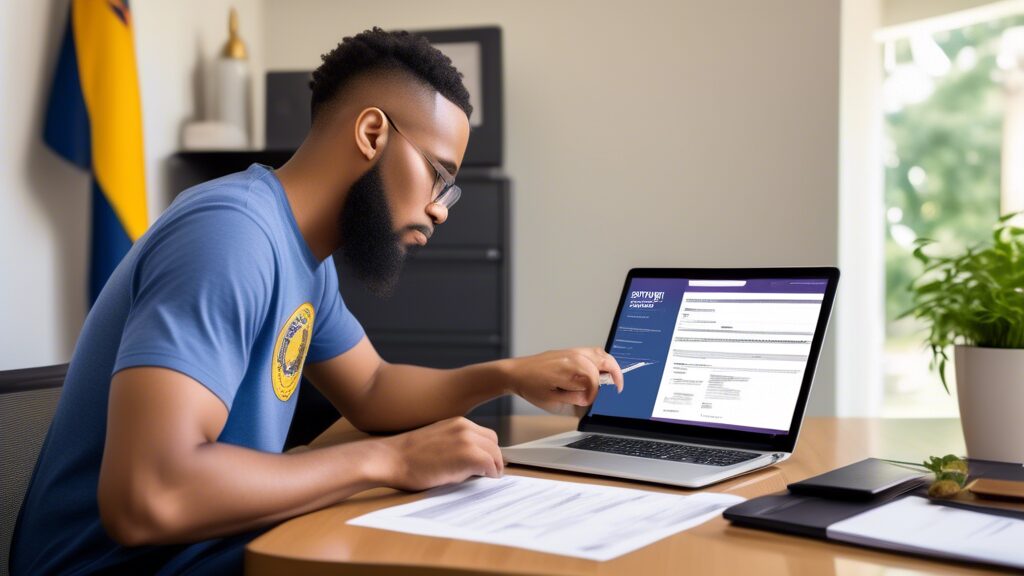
[309,27,473,124]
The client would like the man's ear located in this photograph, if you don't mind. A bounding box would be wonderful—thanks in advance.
[353,107,389,162]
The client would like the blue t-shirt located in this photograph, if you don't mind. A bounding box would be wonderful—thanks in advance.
[11,164,365,575]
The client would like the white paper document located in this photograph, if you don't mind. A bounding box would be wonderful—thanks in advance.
[827,496,1024,570]
[347,474,744,561]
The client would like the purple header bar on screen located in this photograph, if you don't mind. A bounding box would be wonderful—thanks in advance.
[681,278,828,295]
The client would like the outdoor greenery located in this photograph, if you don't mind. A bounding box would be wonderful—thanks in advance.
[884,18,1021,330]
[902,215,1024,391]
[883,16,1024,406]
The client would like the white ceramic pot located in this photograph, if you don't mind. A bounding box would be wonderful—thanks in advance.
[954,345,1024,463]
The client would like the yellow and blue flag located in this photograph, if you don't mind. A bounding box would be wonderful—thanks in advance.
[44,0,147,305]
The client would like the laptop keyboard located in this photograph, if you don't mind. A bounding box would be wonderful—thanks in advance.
[565,435,761,467]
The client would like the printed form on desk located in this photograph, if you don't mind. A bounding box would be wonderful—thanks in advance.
[347,474,744,561]
[827,496,1024,570]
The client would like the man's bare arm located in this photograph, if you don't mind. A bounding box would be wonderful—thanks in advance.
[303,337,513,433]
[304,337,623,432]
[97,367,503,547]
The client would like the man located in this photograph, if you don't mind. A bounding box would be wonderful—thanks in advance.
[11,27,623,575]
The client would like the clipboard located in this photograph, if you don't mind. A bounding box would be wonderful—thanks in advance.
[724,459,1024,569]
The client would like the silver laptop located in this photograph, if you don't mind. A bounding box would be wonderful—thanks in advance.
[502,267,839,488]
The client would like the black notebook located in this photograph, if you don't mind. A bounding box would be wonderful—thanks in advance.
[723,491,895,539]
[786,458,927,500]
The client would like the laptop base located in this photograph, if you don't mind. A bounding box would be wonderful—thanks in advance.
[501,431,788,489]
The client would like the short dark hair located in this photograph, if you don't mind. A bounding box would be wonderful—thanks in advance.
[310,27,473,123]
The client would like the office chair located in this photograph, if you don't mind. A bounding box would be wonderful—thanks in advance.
[0,364,65,576]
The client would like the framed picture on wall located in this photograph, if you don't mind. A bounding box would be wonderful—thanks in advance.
[266,26,503,165]
[416,26,503,167]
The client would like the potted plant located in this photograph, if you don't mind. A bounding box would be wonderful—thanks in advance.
[904,214,1024,463]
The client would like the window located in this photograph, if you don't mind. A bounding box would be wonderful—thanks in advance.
[882,14,1024,416]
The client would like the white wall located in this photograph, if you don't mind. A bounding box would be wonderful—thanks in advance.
[838,0,886,416]
[2,0,842,417]
[0,0,90,369]
[0,0,263,370]
[262,0,842,414]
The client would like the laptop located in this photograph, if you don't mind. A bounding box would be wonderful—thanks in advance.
[502,267,840,488]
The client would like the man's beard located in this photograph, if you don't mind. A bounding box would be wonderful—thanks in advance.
[338,163,406,298]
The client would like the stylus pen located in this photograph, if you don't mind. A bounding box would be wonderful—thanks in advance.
[598,362,652,385]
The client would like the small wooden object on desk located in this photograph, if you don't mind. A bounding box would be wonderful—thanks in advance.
[970,478,1024,502]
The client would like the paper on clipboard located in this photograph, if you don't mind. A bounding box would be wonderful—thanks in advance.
[827,496,1024,570]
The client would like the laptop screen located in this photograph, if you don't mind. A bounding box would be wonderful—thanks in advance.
[589,276,830,437]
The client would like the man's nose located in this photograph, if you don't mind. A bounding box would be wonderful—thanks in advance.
[426,202,448,225]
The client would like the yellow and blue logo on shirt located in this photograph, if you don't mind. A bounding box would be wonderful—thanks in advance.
[272,302,315,401]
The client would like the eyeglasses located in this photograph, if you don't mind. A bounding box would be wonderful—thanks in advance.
[380,110,461,209]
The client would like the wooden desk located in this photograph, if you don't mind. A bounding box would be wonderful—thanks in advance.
[247,416,997,575]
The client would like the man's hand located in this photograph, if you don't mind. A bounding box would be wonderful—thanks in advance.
[506,348,623,416]
[373,417,504,491]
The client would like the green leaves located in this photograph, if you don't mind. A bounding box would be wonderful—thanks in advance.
[923,454,969,498]
[923,454,968,481]
[904,214,1024,391]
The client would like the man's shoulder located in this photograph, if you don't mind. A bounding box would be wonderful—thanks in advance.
[127,171,284,284]
[172,164,277,217]
[156,165,282,246]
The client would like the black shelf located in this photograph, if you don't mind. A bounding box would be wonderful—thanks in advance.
[176,148,293,166]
